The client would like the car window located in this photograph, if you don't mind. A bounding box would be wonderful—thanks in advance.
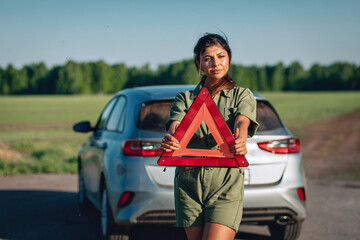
[96,97,118,130]
[138,100,173,132]
[256,101,287,135]
[117,102,126,132]
[138,99,287,135]
[106,96,126,132]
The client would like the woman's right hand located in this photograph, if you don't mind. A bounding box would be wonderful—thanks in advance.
[160,121,180,152]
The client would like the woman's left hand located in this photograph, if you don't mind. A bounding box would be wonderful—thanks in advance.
[231,128,247,155]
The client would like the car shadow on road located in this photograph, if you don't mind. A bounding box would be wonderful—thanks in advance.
[0,190,101,240]
[0,190,271,240]
[236,231,271,240]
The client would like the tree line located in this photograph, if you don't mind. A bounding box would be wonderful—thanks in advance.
[0,59,359,95]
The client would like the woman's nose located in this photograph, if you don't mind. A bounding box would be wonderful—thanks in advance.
[214,57,220,66]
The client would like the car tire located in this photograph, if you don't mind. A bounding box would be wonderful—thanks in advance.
[268,222,302,240]
[100,185,129,240]
[78,166,90,212]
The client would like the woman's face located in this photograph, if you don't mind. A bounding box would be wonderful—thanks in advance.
[199,44,230,83]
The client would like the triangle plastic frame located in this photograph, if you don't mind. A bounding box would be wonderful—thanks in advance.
[157,87,249,167]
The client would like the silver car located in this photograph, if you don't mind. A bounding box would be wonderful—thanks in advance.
[73,85,306,240]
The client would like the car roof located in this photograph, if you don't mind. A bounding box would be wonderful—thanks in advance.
[116,85,266,101]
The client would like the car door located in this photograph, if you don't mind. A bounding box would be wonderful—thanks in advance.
[82,97,118,204]
[100,96,127,189]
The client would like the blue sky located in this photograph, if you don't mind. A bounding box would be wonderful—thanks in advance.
[1,0,359,69]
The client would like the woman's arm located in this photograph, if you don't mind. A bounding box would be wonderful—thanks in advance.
[160,120,181,152]
[231,115,250,155]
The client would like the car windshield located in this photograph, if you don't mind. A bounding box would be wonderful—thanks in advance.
[138,100,173,132]
[255,101,287,135]
[138,99,287,135]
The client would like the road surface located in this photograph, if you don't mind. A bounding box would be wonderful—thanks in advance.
[0,174,359,240]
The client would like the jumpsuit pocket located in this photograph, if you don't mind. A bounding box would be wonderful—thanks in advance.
[224,107,237,131]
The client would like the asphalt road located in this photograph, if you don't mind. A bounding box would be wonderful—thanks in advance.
[0,174,359,240]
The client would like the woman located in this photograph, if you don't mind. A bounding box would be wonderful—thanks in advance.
[161,33,259,240]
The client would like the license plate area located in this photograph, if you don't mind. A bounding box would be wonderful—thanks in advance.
[244,168,250,185]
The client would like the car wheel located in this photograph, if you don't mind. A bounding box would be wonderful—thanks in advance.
[100,185,129,240]
[78,166,90,212]
[268,222,302,240]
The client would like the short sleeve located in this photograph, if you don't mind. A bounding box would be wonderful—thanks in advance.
[165,92,188,131]
[234,88,259,137]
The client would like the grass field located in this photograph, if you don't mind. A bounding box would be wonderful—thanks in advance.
[260,91,360,129]
[1,91,360,175]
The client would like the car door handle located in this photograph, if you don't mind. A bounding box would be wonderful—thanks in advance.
[99,142,107,150]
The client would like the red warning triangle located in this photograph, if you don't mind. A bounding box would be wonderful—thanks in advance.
[158,87,249,167]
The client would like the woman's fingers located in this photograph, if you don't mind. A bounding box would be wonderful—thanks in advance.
[160,143,180,152]
[164,133,177,141]
[234,128,240,139]
[161,121,181,152]
[160,133,180,152]
[231,137,247,155]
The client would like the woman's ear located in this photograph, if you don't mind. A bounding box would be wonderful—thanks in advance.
[195,58,200,70]
[195,59,202,77]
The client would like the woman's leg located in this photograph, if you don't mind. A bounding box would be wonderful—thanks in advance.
[202,223,236,240]
[184,226,203,240]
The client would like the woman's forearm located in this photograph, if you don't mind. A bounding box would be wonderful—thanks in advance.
[234,115,250,139]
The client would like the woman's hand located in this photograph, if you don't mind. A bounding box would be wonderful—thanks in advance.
[231,115,250,155]
[231,128,247,155]
[160,121,180,152]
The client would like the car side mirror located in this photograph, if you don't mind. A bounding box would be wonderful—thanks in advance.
[73,121,93,133]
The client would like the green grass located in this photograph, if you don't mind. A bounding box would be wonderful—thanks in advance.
[0,95,111,123]
[0,147,78,175]
[259,91,360,130]
[0,92,359,175]
[0,94,111,175]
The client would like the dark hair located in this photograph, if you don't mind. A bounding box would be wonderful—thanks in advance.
[193,33,235,95]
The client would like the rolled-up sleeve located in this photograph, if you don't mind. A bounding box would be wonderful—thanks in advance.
[165,92,188,131]
[234,88,259,137]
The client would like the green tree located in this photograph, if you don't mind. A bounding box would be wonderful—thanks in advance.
[25,62,48,94]
[271,63,285,91]
[91,60,114,93]
[0,67,9,94]
[308,64,328,90]
[56,60,85,94]
[231,65,259,90]
[179,59,198,85]
[125,63,155,88]
[355,66,360,90]
[285,62,307,90]
[111,63,128,92]
[257,66,270,91]
[78,63,93,94]
[4,64,28,94]
[328,62,356,90]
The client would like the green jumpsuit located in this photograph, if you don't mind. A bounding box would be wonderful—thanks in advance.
[166,81,259,232]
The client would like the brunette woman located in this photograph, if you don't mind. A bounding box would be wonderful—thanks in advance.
[161,33,259,240]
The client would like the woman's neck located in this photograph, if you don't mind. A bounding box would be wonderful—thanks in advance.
[203,75,234,97]
[204,77,218,91]
[204,77,225,97]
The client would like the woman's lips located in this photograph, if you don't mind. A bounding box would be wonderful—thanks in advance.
[212,69,222,74]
